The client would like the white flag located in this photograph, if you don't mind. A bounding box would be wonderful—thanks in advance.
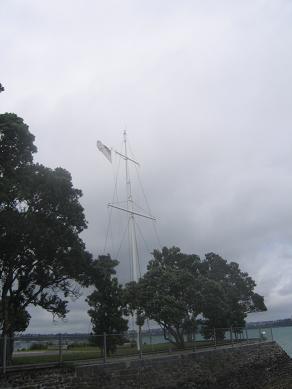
[96,140,112,163]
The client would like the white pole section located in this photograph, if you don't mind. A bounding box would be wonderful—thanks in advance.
[130,214,139,282]
[123,130,140,282]
[123,130,141,351]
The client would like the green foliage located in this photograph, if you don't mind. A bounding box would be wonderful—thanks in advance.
[125,247,266,347]
[87,255,128,354]
[0,113,92,341]
[0,300,31,333]
[125,247,202,348]
[29,342,48,351]
[199,253,267,338]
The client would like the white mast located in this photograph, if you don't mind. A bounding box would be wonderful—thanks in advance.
[123,130,139,283]
[98,131,156,351]
[107,131,156,284]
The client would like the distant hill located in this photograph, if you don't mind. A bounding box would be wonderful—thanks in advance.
[247,318,292,328]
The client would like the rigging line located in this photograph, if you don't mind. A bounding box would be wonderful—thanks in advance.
[152,219,162,249]
[131,200,149,214]
[134,163,162,249]
[112,141,123,204]
[126,218,133,285]
[115,218,130,262]
[108,209,116,257]
[127,137,138,163]
[127,139,157,219]
[103,206,113,254]
[103,158,120,254]
[135,220,151,256]
[109,200,128,206]
[127,140,143,206]
[134,163,152,215]
[133,218,141,278]
[128,139,151,214]
[128,139,161,249]
[104,141,123,254]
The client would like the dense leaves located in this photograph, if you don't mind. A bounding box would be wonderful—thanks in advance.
[200,253,267,338]
[0,113,92,342]
[125,247,202,347]
[125,247,267,347]
[87,255,128,354]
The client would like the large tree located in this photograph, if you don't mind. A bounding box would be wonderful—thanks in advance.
[125,247,266,348]
[199,253,267,338]
[86,255,128,355]
[125,247,203,348]
[0,113,92,361]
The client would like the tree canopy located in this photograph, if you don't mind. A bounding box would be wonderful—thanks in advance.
[86,255,128,354]
[199,253,266,337]
[0,113,92,341]
[125,247,202,347]
[125,246,266,347]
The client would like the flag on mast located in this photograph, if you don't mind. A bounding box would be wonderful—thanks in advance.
[97,140,112,163]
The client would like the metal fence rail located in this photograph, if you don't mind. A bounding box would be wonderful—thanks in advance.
[0,326,273,373]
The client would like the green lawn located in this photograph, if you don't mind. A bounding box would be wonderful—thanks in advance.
[12,338,248,366]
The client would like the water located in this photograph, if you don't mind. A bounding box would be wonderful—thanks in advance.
[268,327,292,356]
[141,326,292,357]
[244,327,292,356]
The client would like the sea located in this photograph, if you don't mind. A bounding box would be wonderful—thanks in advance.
[254,326,292,356]
[142,326,292,357]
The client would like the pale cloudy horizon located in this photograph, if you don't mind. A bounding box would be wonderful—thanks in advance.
[1,0,292,333]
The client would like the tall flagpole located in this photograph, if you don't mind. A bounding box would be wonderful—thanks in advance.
[123,130,139,284]
[123,130,141,350]
[98,131,157,352]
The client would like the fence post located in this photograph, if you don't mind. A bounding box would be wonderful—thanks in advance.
[139,327,142,360]
[3,335,7,374]
[258,328,261,343]
[213,328,217,349]
[241,328,244,346]
[245,328,249,344]
[103,332,107,364]
[271,327,274,341]
[192,330,196,352]
[149,328,153,352]
[230,327,233,347]
[58,333,63,365]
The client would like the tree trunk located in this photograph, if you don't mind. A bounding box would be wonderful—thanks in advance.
[0,330,14,367]
[162,325,185,349]
[176,329,185,349]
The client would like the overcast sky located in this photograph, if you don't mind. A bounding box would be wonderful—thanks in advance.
[1,0,292,333]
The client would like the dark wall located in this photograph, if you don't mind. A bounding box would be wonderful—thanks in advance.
[0,342,290,388]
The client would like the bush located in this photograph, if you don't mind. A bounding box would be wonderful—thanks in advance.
[67,342,92,350]
[29,342,48,351]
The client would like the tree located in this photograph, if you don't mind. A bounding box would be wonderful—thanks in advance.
[125,247,203,348]
[87,255,128,355]
[125,247,266,348]
[199,278,231,340]
[0,84,4,93]
[0,113,92,362]
[199,253,267,339]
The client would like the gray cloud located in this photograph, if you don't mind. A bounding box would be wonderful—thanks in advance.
[2,0,292,332]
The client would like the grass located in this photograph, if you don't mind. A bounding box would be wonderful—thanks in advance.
[13,351,101,365]
[12,338,250,366]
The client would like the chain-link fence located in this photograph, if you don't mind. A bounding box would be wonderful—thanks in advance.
[0,326,273,372]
